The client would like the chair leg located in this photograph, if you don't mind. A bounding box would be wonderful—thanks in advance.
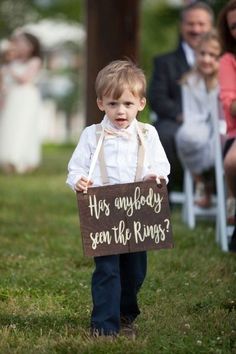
[213,113,228,251]
[183,169,195,229]
[215,164,228,251]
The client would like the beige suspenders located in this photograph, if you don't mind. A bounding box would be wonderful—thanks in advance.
[92,122,147,185]
[95,125,109,185]
[135,122,146,182]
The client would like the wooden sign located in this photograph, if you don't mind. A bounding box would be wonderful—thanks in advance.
[76,180,173,257]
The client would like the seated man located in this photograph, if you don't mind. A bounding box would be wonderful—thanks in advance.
[148,1,213,195]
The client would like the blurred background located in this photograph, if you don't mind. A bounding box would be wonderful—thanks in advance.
[0,0,227,144]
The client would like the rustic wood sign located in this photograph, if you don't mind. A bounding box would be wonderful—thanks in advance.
[76,179,173,257]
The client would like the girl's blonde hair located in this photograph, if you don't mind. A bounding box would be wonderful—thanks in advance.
[181,29,221,86]
[95,60,146,99]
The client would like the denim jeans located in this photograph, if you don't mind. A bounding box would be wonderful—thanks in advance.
[91,251,147,335]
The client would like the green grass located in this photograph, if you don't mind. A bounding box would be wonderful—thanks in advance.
[0,145,235,354]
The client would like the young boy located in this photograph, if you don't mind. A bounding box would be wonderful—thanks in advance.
[66,60,170,337]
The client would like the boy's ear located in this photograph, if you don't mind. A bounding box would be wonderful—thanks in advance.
[139,97,146,111]
[97,98,104,111]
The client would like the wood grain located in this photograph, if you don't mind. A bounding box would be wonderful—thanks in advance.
[76,180,173,257]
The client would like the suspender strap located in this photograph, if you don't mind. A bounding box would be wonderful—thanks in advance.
[95,124,109,185]
[87,125,104,184]
[135,122,146,181]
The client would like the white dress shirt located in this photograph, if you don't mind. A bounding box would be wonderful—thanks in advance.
[66,116,170,190]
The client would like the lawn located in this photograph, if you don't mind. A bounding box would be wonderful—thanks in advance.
[0,145,235,354]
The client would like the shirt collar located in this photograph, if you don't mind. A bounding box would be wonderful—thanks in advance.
[182,41,195,67]
[101,115,138,134]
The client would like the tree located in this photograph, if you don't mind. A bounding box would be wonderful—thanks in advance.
[0,0,82,38]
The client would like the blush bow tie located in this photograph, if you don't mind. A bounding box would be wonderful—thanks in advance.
[103,127,131,140]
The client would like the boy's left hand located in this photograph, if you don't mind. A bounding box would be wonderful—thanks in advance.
[143,174,164,185]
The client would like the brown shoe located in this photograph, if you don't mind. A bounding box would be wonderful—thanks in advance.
[194,181,212,208]
[195,196,212,208]
[90,328,118,340]
[120,317,136,340]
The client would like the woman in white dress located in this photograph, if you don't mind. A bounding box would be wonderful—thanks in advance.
[0,32,42,173]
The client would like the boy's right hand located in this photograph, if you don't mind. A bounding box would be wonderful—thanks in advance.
[143,174,163,185]
[75,177,93,192]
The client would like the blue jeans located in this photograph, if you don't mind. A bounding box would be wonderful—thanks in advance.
[91,252,147,335]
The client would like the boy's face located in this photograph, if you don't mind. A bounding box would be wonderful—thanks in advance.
[97,88,146,129]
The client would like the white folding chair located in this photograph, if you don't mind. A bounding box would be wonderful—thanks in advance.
[182,102,229,252]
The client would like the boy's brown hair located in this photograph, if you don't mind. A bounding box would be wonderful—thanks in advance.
[95,60,146,100]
